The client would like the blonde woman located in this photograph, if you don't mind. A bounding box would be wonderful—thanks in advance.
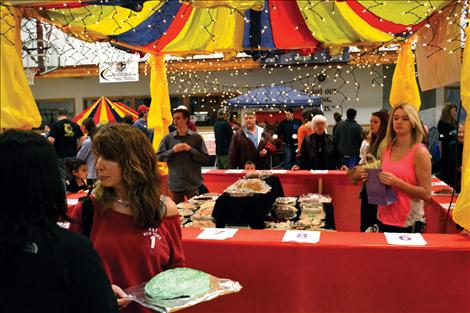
[362,104,431,233]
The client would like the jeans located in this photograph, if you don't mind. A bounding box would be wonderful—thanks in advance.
[283,144,295,169]
[216,155,230,169]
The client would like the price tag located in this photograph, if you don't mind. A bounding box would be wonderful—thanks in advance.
[196,228,238,240]
[282,230,320,244]
[384,233,427,246]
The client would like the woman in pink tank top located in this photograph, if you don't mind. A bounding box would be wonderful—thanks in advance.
[363,104,432,233]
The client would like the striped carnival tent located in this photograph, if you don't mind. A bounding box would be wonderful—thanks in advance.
[72,96,138,125]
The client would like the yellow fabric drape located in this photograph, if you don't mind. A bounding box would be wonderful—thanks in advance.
[163,7,243,55]
[389,40,421,109]
[148,54,172,175]
[452,26,470,231]
[187,0,264,11]
[0,5,41,129]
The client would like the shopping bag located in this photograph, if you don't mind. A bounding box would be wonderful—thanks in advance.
[365,168,397,206]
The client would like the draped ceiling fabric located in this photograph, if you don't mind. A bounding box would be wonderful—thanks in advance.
[13,0,452,55]
[72,96,138,125]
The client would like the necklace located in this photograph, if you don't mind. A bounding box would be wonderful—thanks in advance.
[116,199,131,208]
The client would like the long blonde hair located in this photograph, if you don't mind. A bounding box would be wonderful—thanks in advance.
[92,124,163,228]
[383,104,426,149]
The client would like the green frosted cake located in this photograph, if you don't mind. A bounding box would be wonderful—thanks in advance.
[145,268,211,299]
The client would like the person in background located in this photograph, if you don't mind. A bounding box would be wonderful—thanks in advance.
[350,110,389,232]
[293,114,338,170]
[361,104,431,233]
[296,108,323,157]
[434,123,464,192]
[77,117,97,185]
[244,161,256,171]
[1,130,118,313]
[65,157,89,193]
[437,103,458,156]
[122,114,134,125]
[332,112,343,136]
[133,105,153,141]
[334,108,363,168]
[70,124,185,313]
[157,105,209,204]
[359,130,371,165]
[48,108,86,186]
[229,111,271,169]
[276,108,302,169]
[41,123,51,138]
[214,108,233,169]
[228,112,241,132]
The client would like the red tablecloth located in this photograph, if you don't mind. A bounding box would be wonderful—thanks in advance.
[202,170,460,233]
[182,228,470,313]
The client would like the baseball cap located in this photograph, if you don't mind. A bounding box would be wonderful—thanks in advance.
[137,105,149,114]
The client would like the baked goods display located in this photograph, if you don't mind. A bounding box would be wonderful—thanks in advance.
[225,178,271,197]
[145,268,210,299]
[299,193,332,204]
[180,195,219,227]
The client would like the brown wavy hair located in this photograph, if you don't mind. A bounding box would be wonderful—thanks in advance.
[439,103,457,127]
[92,124,162,228]
[367,111,389,158]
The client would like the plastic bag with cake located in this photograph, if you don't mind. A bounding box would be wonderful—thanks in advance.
[125,268,242,312]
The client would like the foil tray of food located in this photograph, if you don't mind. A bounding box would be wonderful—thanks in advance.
[243,170,273,180]
[224,178,272,197]
[298,193,332,204]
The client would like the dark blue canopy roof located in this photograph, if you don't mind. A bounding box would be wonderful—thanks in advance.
[227,85,321,108]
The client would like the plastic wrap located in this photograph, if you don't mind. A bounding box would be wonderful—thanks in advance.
[125,274,242,313]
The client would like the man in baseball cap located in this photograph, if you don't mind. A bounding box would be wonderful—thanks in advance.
[133,104,153,140]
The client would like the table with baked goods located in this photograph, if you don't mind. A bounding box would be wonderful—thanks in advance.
[201,170,461,234]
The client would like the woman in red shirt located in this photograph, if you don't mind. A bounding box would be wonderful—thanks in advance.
[70,124,185,313]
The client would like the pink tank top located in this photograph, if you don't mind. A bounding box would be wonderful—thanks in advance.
[378,143,425,227]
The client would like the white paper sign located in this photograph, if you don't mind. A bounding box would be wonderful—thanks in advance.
[282,230,320,244]
[432,181,448,187]
[271,170,287,174]
[440,203,455,210]
[225,169,245,174]
[67,198,79,206]
[201,168,212,174]
[99,58,139,83]
[196,228,238,240]
[384,233,427,246]
[311,170,329,174]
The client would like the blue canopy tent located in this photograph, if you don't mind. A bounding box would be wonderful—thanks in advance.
[227,85,321,109]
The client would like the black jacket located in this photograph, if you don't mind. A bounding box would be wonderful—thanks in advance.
[214,119,233,155]
[298,133,338,170]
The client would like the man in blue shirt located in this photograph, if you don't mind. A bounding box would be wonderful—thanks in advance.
[133,105,153,141]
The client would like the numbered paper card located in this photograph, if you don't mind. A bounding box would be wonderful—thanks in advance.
[311,170,328,174]
[271,170,287,174]
[201,168,212,174]
[282,230,320,244]
[196,228,238,240]
[225,169,245,174]
[384,233,427,246]
[431,181,447,187]
[67,199,79,206]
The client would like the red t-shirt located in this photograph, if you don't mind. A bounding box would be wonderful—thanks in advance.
[70,199,185,313]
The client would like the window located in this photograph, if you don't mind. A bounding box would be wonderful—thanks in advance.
[36,98,75,128]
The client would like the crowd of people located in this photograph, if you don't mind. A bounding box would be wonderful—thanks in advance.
[1,100,465,312]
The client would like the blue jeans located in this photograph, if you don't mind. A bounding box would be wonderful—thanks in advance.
[283,144,295,169]
[341,156,360,168]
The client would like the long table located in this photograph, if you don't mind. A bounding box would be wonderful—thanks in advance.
[202,170,460,234]
[182,228,470,313]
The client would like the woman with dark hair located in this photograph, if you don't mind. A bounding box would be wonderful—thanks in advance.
[70,124,185,313]
[349,110,389,231]
[77,117,97,184]
[438,103,458,155]
[0,130,118,313]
